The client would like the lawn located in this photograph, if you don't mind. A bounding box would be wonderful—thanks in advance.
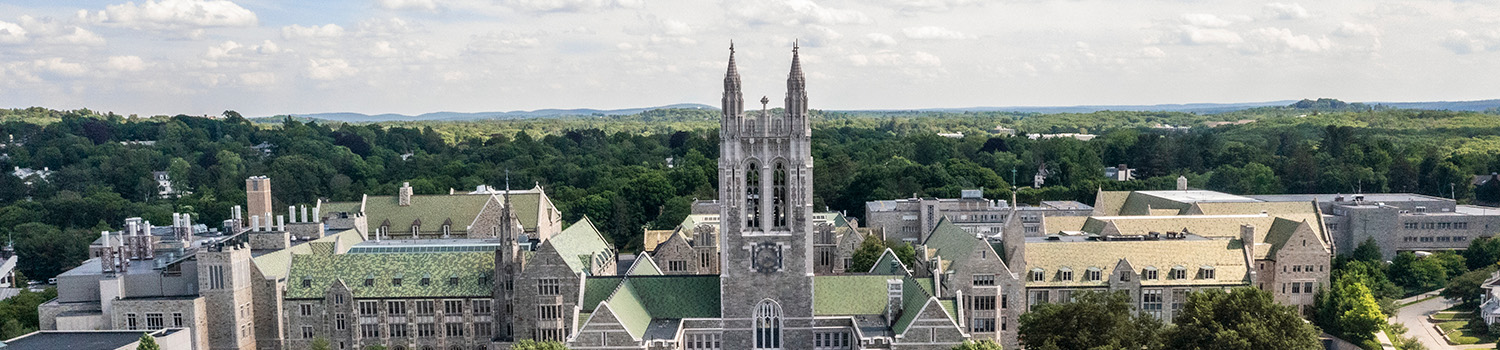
[1399,295,1440,308]
[1436,318,1497,345]
[1433,312,1474,321]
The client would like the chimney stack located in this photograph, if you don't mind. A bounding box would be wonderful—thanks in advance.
[399,182,413,206]
[251,215,260,232]
[277,215,285,232]
[246,176,273,225]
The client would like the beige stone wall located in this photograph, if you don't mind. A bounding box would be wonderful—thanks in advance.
[111,297,209,350]
[512,242,583,343]
[38,300,102,330]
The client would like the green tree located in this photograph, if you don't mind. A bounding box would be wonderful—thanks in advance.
[1351,237,1383,264]
[136,333,160,350]
[1206,162,1282,194]
[511,339,570,350]
[1313,274,1387,343]
[310,337,331,350]
[1166,288,1322,350]
[1465,237,1500,271]
[951,340,1003,350]
[1018,291,1163,350]
[847,235,886,272]
[1442,267,1497,306]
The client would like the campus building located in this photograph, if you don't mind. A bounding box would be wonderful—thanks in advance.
[864,190,1092,242]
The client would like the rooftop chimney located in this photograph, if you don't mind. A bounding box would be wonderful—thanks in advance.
[399,182,413,206]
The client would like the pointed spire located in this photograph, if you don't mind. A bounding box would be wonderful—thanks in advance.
[787,41,804,91]
[723,40,744,118]
[724,41,741,90]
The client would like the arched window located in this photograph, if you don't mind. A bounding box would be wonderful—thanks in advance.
[754,299,781,349]
[773,163,788,228]
[746,164,761,229]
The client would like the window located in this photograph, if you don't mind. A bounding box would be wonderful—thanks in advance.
[1423,222,1436,230]
[773,163,788,228]
[1292,282,1301,293]
[755,300,782,349]
[1200,267,1216,280]
[335,294,344,304]
[1029,269,1045,282]
[669,260,688,272]
[1142,289,1163,319]
[302,326,315,339]
[686,333,722,349]
[390,324,408,338]
[1172,289,1187,311]
[1439,222,1452,230]
[1059,269,1073,281]
[393,275,403,286]
[1142,268,1158,280]
[126,314,139,330]
[417,323,436,337]
[1304,282,1314,294]
[1029,290,1050,306]
[146,313,164,330]
[389,301,407,315]
[538,305,561,320]
[416,300,435,315]
[336,314,347,330]
[538,279,560,295]
[445,300,464,314]
[971,318,996,332]
[746,165,761,229]
[703,252,714,268]
[446,323,465,337]
[359,301,379,315]
[814,332,850,350]
[301,304,313,316]
[1326,223,1339,231]
[361,324,381,338]
[973,274,996,286]
[1058,289,1074,302]
[1084,268,1102,281]
[449,276,460,286]
[1457,222,1469,229]
[973,296,996,310]
[473,300,492,314]
[364,275,374,287]
[172,313,183,328]
[474,322,492,338]
[302,277,312,288]
[1170,267,1187,280]
[1404,222,1418,230]
[818,251,833,267]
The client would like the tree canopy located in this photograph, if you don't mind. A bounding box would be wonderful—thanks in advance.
[1165,288,1323,350]
[1018,291,1164,350]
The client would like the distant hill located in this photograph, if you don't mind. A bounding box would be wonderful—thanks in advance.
[255,99,1500,122]
[257,103,717,122]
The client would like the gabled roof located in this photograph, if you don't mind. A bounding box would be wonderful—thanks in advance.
[922,217,985,274]
[893,275,953,334]
[626,253,662,276]
[814,275,895,316]
[284,250,493,299]
[592,275,721,339]
[252,228,366,280]
[1024,239,1248,287]
[548,217,613,274]
[582,276,626,311]
[363,194,493,231]
[870,248,909,275]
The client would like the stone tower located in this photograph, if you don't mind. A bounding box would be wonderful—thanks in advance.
[198,240,257,350]
[718,43,816,350]
[246,176,273,223]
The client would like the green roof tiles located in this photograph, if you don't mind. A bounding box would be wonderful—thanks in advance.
[627,254,662,276]
[870,249,908,275]
[892,275,939,334]
[603,282,653,339]
[922,217,980,274]
[285,250,494,299]
[583,276,625,311]
[252,228,366,280]
[363,194,493,233]
[595,275,721,339]
[549,217,614,274]
[813,275,897,315]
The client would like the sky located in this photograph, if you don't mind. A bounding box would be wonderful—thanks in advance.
[0,0,1497,117]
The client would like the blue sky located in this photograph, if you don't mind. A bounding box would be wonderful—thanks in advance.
[0,0,1496,117]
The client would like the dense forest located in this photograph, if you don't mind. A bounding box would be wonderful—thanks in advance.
[4,102,1500,288]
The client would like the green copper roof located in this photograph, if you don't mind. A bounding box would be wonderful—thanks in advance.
[892,275,938,334]
[547,217,613,274]
[871,248,909,275]
[627,254,662,276]
[814,275,897,316]
[363,194,492,233]
[285,251,494,299]
[252,228,365,280]
[583,276,626,311]
[597,275,721,339]
[321,201,362,214]
[923,217,981,274]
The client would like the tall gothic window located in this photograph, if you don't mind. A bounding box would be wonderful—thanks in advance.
[754,300,781,349]
[746,164,761,229]
[773,163,787,228]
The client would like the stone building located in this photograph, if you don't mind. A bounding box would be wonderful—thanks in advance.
[1250,193,1500,259]
[865,190,1091,243]
[643,212,864,275]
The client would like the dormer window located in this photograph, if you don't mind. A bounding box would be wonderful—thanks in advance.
[442,224,451,236]
[1058,267,1073,281]
[1142,266,1159,280]
[1029,268,1045,282]
[1170,266,1187,280]
[1199,266,1216,279]
[1085,267,1102,281]
[411,225,419,236]
[392,273,404,286]
[301,276,312,288]
[420,273,432,286]
[364,274,375,287]
[449,274,460,286]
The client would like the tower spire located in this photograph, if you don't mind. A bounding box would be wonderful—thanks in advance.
[723,40,744,121]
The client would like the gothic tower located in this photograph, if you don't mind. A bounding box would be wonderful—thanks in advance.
[719,43,816,349]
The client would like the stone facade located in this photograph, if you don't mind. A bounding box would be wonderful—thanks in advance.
[866,194,1092,243]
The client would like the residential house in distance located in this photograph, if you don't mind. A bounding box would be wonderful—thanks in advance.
[1478,271,1500,326]
[1103,164,1135,181]
[154,171,186,198]
[1,243,18,302]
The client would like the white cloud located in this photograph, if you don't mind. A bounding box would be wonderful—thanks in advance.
[92,0,258,31]
[0,21,28,44]
[376,0,640,13]
[356,18,417,37]
[1264,3,1309,20]
[901,26,973,40]
[33,58,88,77]
[467,31,541,54]
[238,71,275,85]
[49,26,106,46]
[106,55,146,71]
[864,33,896,47]
[377,0,439,12]
[1180,13,1233,28]
[1245,27,1331,52]
[848,50,942,68]
[306,58,357,80]
[1335,22,1379,37]
[729,0,871,27]
[1139,46,1167,58]
[881,0,980,12]
[1179,27,1244,45]
[253,40,280,54]
[282,24,344,39]
[1442,29,1500,54]
[204,40,242,60]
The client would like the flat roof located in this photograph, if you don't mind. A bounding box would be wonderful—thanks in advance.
[1249,193,1451,203]
[2,329,181,350]
[1136,190,1260,203]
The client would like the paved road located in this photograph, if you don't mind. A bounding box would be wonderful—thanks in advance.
[1392,291,1460,350]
